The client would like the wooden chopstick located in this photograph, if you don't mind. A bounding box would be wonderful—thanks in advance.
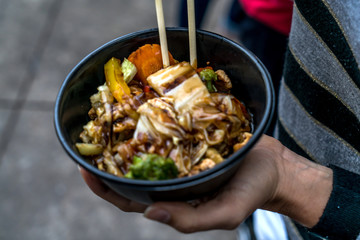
[155,0,170,68]
[187,0,197,69]
[155,0,197,69]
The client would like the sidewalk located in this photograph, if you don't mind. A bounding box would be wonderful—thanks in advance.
[0,0,239,239]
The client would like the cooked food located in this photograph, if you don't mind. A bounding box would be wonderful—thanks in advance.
[76,44,253,180]
[125,154,178,180]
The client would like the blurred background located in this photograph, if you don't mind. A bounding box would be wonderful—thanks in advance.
[0,0,242,239]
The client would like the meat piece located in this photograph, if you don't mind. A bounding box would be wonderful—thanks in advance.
[233,132,253,151]
[215,69,232,92]
[113,117,137,132]
[189,158,216,176]
[98,149,123,177]
[205,148,224,164]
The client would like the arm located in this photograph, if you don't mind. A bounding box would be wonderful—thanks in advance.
[79,135,333,232]
[310,166,360,239]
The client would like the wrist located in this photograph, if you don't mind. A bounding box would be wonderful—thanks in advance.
[269,146,333,227]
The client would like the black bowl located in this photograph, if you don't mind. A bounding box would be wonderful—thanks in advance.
[54,28,274,204]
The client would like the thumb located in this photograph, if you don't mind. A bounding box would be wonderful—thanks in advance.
[144,195,252,233]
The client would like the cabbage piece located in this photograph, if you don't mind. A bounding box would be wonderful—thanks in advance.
[121,58,137,83]
[147,62,212,115]
[75,143,103,156]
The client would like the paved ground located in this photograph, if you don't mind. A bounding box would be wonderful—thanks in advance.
[0,0,242,239]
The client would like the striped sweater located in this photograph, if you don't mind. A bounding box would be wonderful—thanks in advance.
[278,0,360,239]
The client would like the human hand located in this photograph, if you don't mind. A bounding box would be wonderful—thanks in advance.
[79,135,333,233]
[79,166,148,213]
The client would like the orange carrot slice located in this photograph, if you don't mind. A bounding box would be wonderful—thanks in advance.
[128,44,176,85]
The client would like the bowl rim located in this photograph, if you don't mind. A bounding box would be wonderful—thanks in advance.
[54,27,274,187]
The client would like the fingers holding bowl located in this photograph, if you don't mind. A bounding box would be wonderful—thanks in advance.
[79,167,148,213]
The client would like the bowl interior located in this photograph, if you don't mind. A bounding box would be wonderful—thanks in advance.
[54,28,274,187]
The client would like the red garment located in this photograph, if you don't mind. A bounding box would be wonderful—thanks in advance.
[238,0,293,36]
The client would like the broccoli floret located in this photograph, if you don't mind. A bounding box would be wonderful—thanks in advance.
[199,69,217,93]
[121,58,137,83]
[125,154,178,180]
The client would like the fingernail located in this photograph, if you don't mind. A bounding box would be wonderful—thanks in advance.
[144,206,171,223]
[77,164,81,171]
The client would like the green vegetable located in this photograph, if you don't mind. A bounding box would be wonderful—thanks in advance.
[125,154,178,180]
[199,69,217,93]
[121,58,137,83]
